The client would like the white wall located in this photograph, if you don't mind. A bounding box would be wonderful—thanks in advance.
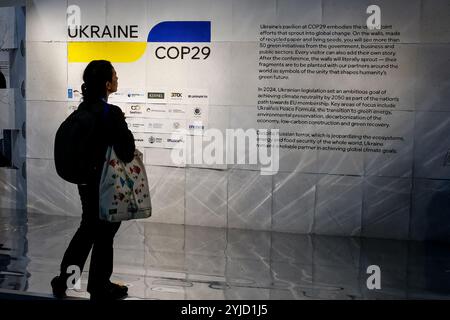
[24,0,450,241]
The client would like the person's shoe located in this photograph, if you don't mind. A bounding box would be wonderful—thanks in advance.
[51,276,67,299]
[89,282,128,301]
[109,282,128,295]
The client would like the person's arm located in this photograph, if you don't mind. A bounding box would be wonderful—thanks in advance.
[108,105,135,163]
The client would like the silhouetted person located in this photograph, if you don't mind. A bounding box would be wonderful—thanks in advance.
[51,60,135,300]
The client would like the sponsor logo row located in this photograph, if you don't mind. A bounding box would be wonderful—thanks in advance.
[67,87,208,105]
[126,118,205,135]
[118,103,204,120]
[133,132,186,149]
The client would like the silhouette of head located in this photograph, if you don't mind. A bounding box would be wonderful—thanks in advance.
[81,60,118,102]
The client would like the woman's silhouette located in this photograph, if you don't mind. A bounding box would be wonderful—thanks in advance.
[51,60,135,300]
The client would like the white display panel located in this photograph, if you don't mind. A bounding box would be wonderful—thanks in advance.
[0,7,16,49]
[27,42,68,101]
[0,89,15,129]
[0,51,10,87]
[26,100,68,159]
[24,0,450,240]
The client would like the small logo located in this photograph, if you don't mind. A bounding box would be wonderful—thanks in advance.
[148,92,165,99]
[188,94,208,99]
[130,105,141,111]
[194,107,202,116]
[146,107,151,112]
[189,124,204,130]
[150,122,164,129]
[167,138,183,143]
[128,93,143,98]
[171,92,182,99]
[149,136,163,144]
[171,108,184,114]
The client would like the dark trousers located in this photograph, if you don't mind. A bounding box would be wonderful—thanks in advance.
[59,184,121,293]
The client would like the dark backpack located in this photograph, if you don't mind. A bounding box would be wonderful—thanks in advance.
[54,103,103,184]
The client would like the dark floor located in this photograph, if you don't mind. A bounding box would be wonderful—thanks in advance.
[1,208,450,300]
